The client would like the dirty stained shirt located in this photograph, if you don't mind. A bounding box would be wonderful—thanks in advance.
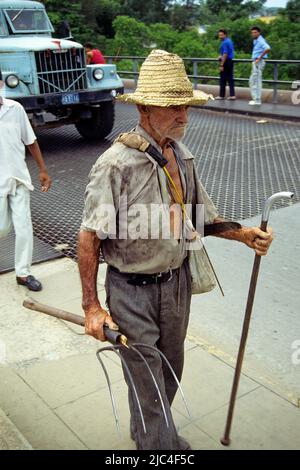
[81,125,219,274]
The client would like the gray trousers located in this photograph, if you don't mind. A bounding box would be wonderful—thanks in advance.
[0,184,33,277]
[105,259,192,450]
[249,60,266,103]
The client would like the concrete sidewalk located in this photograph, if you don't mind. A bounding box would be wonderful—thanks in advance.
[0,223,300,450]
[0,409,31,450]
[203,99,300,123]
[123,79,300,122]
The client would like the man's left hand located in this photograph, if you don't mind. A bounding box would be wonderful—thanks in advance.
[255,58,261,64]
[242,227,274,256]
[40,171,52,192]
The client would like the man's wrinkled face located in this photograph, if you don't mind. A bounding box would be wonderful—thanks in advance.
[146,105,190,141]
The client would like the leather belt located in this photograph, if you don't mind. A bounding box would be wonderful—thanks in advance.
[109,265,177,286]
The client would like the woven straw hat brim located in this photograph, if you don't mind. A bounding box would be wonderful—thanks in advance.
[117,89,213,107]
[117,49,214,107]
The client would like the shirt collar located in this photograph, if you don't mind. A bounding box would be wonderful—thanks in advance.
[0,98,15,117]
[134,124,193,161]
[135,124,164,153]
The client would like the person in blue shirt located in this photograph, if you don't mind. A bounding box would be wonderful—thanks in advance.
[249,26,271,105]
[216,29,236,100]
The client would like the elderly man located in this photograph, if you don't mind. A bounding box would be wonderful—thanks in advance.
[0,71,51,291]
[78,50,273,450]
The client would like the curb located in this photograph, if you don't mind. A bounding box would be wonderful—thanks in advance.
[0,408,32,450]
[201,102,300,123]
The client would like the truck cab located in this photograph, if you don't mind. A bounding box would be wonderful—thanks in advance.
[0,0,124,140]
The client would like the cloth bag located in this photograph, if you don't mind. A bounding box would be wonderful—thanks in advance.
[185,219,217,295]
[164,168,217,295]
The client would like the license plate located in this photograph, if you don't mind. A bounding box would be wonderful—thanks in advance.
[61,93,80,105]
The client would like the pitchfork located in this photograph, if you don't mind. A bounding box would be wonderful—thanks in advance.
[23,298,191,435]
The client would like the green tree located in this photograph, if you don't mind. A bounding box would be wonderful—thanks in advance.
[169,1,202,31]
[118,0,171,24]
[95,0,122,38]
[149,23,180,50]
[206,0,266,20]
[285,0,300,22]
[112,16,151,56]
[42,0,95,42]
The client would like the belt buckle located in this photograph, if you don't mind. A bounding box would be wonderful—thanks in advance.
[155,272,163,284]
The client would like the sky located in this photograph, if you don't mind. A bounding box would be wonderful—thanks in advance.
[265,0,288,8]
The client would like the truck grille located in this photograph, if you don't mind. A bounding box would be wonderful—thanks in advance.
[35,48,87,94]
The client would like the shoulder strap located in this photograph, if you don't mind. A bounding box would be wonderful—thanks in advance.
[115,132,186,215]
[114,132,242,235]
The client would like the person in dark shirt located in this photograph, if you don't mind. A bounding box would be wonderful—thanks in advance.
[85,42,106,65]
[216,29,236,100]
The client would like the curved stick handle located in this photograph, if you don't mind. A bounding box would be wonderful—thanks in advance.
[261,192,294,230]
[221,190,294,447]
[23,297,125,345]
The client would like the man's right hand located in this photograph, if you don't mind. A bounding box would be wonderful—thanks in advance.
[84,305,119,341]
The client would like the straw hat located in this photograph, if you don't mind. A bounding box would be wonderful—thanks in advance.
[117,49,213,107]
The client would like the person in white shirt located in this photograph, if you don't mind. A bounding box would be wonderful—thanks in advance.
[0,70,51,291]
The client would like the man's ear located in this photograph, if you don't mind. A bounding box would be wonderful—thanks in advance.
[137,104,150,115]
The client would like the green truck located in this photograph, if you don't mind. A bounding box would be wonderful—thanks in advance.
[0,0,124,139]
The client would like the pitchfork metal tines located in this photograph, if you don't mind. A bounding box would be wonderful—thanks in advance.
[23,298,191,435]
[96,343,190,434]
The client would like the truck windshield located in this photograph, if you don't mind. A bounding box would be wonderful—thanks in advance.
[4,9,53,33]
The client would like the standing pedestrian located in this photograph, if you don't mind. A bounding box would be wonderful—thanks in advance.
[215,29,236,101]
[78,50,273,450]
[249,26,271,105]
[0,71,52,291]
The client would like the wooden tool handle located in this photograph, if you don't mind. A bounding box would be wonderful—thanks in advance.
[23,297,85,326]
[23,297,124,345]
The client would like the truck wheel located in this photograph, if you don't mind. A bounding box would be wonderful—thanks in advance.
[75,101,115,140]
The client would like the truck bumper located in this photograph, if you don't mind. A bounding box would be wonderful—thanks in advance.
[14,88,124,112]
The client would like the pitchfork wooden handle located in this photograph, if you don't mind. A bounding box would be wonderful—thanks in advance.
[23,297,124,345]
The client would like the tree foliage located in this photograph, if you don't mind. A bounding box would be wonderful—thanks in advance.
[40,1,299,83]
[285,0,300,23]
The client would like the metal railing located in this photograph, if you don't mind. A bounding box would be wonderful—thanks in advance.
[105,56,300,104]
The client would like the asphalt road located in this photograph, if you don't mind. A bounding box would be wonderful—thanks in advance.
[27,102,300,260]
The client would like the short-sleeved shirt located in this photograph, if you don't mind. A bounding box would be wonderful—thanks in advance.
[220,38,234,60]
[91,49,106,65]
[81,125,219,274]
[252,35,271,60]
[0,98,36,196]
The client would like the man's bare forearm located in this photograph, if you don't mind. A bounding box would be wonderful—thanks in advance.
[211,217,246,242]
[210,218,274,257]
[27,141,47,171]
[78,230,101,310]
[220,53,228,65]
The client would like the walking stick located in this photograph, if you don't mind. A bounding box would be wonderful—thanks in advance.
[221,191,294,446]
